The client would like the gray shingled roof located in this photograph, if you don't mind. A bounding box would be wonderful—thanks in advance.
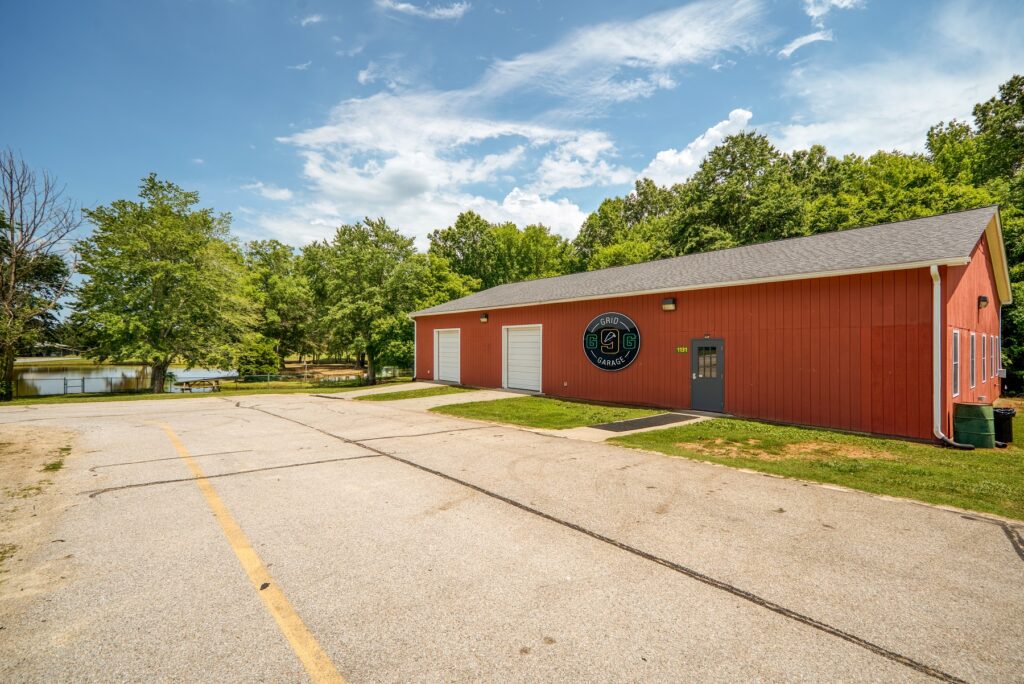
[412,206,999,316]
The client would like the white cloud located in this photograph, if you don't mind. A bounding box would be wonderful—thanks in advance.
[772,1,1024,155]
[531,132,635,195]
[495,189,587,236]
[640,109,752,185]
[250,0,765,246]
[191,158,205,165]
[356,60,408,88]
[478,0,763,105]
[286,61,312,71]
[300,14,323,27]
[375,0,471,20]
[243,181,294,201]
[778,30,832,58]
[803,0,863,26]
[337,45,364,58]
[357,63,379,85]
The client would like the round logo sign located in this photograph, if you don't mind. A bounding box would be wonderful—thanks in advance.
[583,312,641,371]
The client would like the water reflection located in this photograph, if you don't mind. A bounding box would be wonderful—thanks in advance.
[13,364,237,397]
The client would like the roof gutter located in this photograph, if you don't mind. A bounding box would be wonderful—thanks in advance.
[412,257,971,318]
[930,265,974,450]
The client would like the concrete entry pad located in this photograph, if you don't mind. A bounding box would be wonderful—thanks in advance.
[1,394,1021,682]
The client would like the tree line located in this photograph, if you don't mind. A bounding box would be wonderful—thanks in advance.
[1,75,1021,398]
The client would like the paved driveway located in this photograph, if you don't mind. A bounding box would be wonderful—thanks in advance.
[0,394,1021,683]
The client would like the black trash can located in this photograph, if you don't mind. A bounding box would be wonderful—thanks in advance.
[994,407,1015,444]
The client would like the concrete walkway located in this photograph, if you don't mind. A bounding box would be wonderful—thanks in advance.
[333,382,712,440]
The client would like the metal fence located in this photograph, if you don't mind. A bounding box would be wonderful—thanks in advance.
[13,367,414,398]
[13,375,151,398]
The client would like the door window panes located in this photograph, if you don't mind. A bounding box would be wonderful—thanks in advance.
[697,346,718,378]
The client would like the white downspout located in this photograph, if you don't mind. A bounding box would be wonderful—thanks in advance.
[931,265,972,449]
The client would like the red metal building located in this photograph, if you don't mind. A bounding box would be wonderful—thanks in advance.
[412,207,1012,441]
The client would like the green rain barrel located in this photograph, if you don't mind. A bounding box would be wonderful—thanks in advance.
[954,403,996,448]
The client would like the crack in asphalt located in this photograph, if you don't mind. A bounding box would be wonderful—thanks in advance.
[89,449,255,472]
[961,514,1024,562]
[84,453,380,498]
[242,403,968,684]
[350,426,492,442]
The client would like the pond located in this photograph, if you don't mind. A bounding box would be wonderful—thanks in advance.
[12,363,237,397]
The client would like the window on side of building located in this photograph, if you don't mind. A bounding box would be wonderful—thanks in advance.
[997,335,1001,370]
[952,330,960,397]
[991,335,996,377]
[969,332,976,388]
[982,335,987,380]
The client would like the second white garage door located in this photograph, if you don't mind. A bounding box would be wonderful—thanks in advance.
[435,329,460,383]
[503,325,542,392]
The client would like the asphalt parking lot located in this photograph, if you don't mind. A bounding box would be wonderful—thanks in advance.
[1,391,1022,683]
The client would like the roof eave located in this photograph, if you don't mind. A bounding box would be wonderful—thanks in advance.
[985,208,1014,305]
[409,257,972,318]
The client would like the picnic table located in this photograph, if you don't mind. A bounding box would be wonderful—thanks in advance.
[176,379,221,393]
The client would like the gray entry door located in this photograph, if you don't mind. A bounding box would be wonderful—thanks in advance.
[691,339,724,412]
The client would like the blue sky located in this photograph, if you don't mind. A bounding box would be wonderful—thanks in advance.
[4,0,1022,248]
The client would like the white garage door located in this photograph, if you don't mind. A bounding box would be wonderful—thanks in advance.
[435,329,460,383]
[504,325,542,392]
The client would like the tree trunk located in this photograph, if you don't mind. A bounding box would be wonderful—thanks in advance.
[150,359,171,393]
[0,344,16,401]
[366,350,377,385]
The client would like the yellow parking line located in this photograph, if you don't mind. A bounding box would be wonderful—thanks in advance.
[159,423,346,684]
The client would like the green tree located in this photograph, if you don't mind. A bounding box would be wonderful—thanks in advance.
[245,240,313,365]
[803,151,995,234]
[74,174,256,393]
[972,75,1024,185]
[671,132,806,253]
[587,240,656,270]
[429,211,573,288]
[573,197,628,267]
[324,218,474,383]
[0,149,78,400]
[373,253,478,369]
[927,120,981,184]
[231,333,280,376]
[572,182,675,271]
[298,241,335,361]
[427,211,497,287]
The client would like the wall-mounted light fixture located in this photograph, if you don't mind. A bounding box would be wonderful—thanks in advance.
[661,297,676,311]
[978,295,989,309]
[480,312,489,323]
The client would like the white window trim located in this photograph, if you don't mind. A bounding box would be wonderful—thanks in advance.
[433,328,461,384]
[952,330,961,398]
[997,335,1002,370]
[969,332,976,389]
[501,324,543,392]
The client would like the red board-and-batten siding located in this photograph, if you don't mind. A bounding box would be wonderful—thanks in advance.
[943,236,1003,432]
[415,236,1001,441]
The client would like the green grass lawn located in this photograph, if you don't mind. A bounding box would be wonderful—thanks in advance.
[430,396,661,429]
[611,417,1024,521]
[3,380,412,407]
[355,385,474,401]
